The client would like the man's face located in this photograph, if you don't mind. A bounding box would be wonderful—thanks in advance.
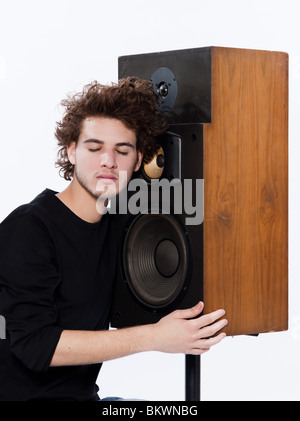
[67,116,143,200]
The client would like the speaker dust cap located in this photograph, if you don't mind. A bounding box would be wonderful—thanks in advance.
[123,213,191,312]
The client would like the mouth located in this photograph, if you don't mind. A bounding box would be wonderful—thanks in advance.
[96,174,118,184]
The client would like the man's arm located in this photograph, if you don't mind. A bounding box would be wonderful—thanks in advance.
[50,301,227,367]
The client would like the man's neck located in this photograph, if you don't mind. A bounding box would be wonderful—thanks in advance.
[56,180,103,224]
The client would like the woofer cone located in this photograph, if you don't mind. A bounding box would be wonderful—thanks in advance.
[123,213,191,310]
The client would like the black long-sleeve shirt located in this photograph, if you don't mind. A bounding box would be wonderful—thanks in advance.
[0,189,116,401]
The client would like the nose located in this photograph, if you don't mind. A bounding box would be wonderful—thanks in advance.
[99,150,117,169]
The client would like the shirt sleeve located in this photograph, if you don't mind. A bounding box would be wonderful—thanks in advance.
[0,208,63,373]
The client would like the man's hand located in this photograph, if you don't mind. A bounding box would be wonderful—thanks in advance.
[50,301,227,367]
[151,301,227,355]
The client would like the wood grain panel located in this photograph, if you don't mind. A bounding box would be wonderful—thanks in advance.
[203,47,288,335]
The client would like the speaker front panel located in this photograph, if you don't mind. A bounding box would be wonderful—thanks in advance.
[118,47,211,125]
[110,128,203,328]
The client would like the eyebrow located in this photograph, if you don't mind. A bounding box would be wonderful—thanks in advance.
[83,139,135,148]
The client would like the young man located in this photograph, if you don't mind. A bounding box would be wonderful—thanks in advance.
[0,78,227,401]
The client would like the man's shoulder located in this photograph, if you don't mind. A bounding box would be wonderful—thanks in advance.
[0,189,54,235]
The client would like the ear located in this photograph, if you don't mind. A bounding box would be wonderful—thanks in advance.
[134,151,143,172]
[67,142,76,165]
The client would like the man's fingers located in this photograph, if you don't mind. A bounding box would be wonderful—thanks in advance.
[190,332,227,354]
[174,301,204,319]
[195,308,226,329]
[196,318,228,339]
[200,331,227,347]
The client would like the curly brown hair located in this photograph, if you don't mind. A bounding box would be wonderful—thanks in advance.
[55,77,169,180]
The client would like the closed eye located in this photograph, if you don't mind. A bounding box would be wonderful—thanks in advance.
[89,148,101,152]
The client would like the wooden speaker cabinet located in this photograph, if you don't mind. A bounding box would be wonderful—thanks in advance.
[115,46,288,336]
[202,47,288,335]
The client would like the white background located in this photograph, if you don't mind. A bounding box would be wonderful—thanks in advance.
[0,0,299,401]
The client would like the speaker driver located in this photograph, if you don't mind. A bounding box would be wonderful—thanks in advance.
[142,146,165,181]
[123,213,191,311]
[150,67,178,112]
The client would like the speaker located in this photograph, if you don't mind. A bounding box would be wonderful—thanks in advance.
[110,47,289,336]
[111,127,204,326]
